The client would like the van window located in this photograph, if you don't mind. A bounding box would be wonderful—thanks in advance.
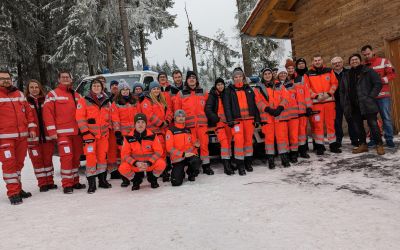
[76,80,91,96]
[143,76,154,90]
[106,74,141,90]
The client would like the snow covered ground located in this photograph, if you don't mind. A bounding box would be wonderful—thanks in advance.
[1,139,400,250]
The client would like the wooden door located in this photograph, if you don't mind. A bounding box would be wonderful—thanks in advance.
[386,39,400,131]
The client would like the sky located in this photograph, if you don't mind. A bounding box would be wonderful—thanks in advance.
[146,0,244,69]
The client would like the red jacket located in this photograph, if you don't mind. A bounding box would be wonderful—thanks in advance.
[304,66,338,104]
[75,93,111,139]
[27,95,54,144]
[294,74,312,114]
[43,84,82,137]
[174,87,208,128]
[141,94,172,134]
[111,97,141,136]
[365,56,397,98]
[165,123,196,163]
[0,86,36,139]
[283,80,300,119]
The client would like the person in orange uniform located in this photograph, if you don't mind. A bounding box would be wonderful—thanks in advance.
[43,70,86,194]
[111,81,141,187]
[205,77,233,175]
[280,66,301,163]
[223,67,260,175]
[157,72,174,110]
[118,113,166,190]
[254,68,291,169]
[108,80,121,180]
[76,79,112,193]
[166,110,202,186]
[25,79,57,192]
[141,81,172,178]
[294,58,313,158]
[0,70,36,205]
[174,71,213,175]
[304,55,341,155]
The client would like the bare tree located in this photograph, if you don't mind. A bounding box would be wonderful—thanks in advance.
[185,4,198,74]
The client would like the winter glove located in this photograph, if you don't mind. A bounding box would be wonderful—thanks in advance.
[264,106,274,116]
[115,131,123,146]
[253,122,261,129]
[227,121,235,128]
[306,107,313,117]
[273,106,284,117]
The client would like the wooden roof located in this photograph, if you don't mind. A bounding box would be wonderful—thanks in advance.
[241,0,298,38]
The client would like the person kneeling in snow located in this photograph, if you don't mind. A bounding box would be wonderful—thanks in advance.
[166,110,202,186]
[118,113,166,190]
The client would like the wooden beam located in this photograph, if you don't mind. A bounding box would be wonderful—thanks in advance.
[274,23,290,38]
[248,0,280,36]
[263,22,280,36]
[272,10,296,23]
[286,0,298,10]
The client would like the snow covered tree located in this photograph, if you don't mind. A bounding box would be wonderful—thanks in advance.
[171,59,179,70]
[161,60,172,75]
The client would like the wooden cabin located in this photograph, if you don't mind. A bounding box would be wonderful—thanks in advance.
[241,0,400,130]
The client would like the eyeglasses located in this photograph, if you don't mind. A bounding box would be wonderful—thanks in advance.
[0,77,12,81]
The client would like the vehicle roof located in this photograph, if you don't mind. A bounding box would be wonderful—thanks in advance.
[81,71,159,81]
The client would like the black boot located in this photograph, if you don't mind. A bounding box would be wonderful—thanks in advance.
[236,159,246,176]
[202,164,214,175]
[267,155,275,169]
[222,159,234,175]
[47,184,58,190]
[39,185,49,192]
[289,151,298,163]
[298,144,310,158]
[110,170,122,179]
[315,144,325,155]
[9,194,23,205]
[20,190,32,199]
[280,154,291,168]
[244,156,254,172]
[231,157,238,171]
[329,142,342,153]
[87,176,96,194]
[147,172,159,189]
[131,173,143,191]
[121,176,130,187]
[63,186,74,194]
[98,172,112,188]
[73,183,86,189]
[161,170,170,182]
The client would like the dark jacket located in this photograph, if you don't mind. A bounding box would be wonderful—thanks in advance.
[334,68,349,103]
[222,83,260,123]
[340,65,382,118]
[205,87,222,127]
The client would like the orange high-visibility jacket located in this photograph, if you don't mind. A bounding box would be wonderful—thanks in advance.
[283,80,300,119]
[140,94,172,134]
[0,86,36,139]
[76,94,111,138]
[293,74,312,114]
[174,87,208,128]
[121,129,163,167]
[165,123,196,163]
[304,66,338,104]
[43,84,82,137]
[111,97,141,136]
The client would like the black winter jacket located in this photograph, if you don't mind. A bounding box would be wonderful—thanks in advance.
[340,65,382,118]
[222,83,260,123]
[205,87,222,127]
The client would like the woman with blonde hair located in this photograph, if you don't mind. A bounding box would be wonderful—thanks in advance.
[25,79,57,192]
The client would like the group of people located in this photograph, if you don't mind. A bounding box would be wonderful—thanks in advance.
[0,44,396,205]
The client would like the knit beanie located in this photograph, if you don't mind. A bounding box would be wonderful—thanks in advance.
[134,113,147,124]
[118,79,130,91]
[149,81,161,91]
[174,109,186,118]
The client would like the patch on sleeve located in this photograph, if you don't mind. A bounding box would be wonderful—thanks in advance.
[77,103,82,109]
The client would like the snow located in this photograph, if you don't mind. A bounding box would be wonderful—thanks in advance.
[1,138,400,250]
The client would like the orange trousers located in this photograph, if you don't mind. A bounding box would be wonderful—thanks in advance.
[231,119,254,160]
[57,135,83,188]
[190,126,209,164]
[288,118,299,151]
[0,138,27,197]
[28,141,55,187]
[262,121,289,155]
[84,136,109,177]
[311,102,336,144]
[107,131,119,173]
[215,123,232,160]
[298,116,308,146]
[119,158,166,180]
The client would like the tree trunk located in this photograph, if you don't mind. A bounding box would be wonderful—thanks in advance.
[118,0,134,71]
[236,0,253,76]
[139,27,147,67]
[188,23,198,74]
[106,33,114,72]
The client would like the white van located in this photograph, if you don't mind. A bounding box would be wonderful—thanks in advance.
[75,70,160,96]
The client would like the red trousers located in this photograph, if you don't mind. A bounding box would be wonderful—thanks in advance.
[107,130,119,173]
[57,135,83,188]
[288,118,299,151]
[231,119,254,160]
[262,121,289,155]
[28,141,55,187]
[119,158,166,179]
[0,138,27,197]
[311,102,336,144]
[298,116,308,146]
[190,126,209,164]
[84,136,109,177]
[215,123,232,160]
